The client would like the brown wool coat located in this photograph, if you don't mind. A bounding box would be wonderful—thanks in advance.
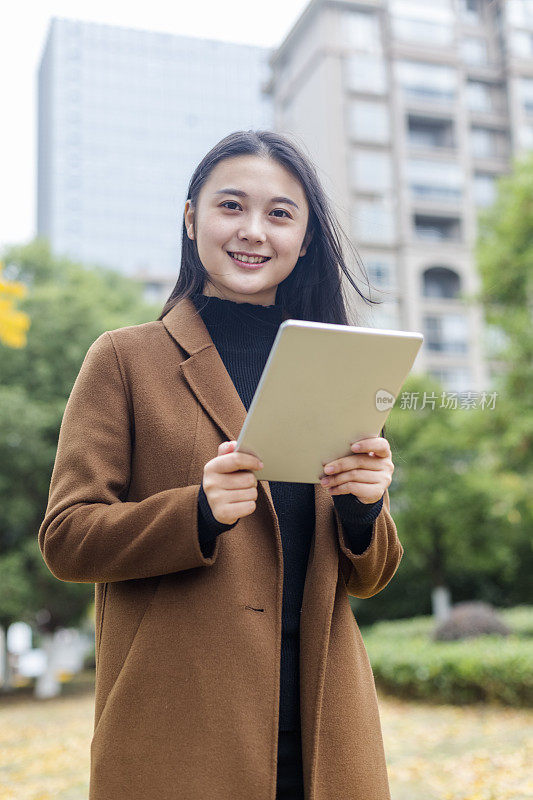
[38,296,404,800]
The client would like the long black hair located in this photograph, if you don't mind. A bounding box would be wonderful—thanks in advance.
[157,129,381,325]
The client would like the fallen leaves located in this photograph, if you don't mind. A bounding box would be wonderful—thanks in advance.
[380,691,533,800]
[0,685,93,799]
[0,674,531,799]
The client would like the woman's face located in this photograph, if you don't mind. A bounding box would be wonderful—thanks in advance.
[184,154,312,305]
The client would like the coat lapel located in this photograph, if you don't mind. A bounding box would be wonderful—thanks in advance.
[162,296,246,440]
[161,295,276,507]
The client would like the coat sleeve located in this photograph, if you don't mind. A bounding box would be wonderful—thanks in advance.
[332,493,383,555]
[38,331,222,584]
[335,489,403,599]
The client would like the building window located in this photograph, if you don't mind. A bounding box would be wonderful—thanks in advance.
[414,214,461,242]
[471,127,508,158]
[519,78,533,115]
[391,17,453,46]
[518,124,533,150]
[459,0,481,25]
[466,81,495,113]
[511,30,533,58]
[390,0,454,11]
[407,159,462,202]
[345,55,387,95]
[422,266,461,299]
[353,199,396,244]
[396,61,457,104]
[390,1,454,45]
[407,116,455,148]
[348,100,390,143]
[507,0,533,29]
[473,173,498,206]
[366,258,396,289]
[461,37,489,66]
[344,11,382,54]
[350,150,392,192]
[424,314,469,354]
[428,367,471,392]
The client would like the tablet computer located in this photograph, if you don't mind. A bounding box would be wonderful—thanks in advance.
[235,320,423,483]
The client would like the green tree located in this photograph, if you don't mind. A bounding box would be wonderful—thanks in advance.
[357,153,533,624]
[474,151,533,603]
[351,373,522,625]
[0,238,161,630]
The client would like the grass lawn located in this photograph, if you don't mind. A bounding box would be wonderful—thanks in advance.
[0,671,531,799]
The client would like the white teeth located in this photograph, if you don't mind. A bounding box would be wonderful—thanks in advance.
[229,252,269,264]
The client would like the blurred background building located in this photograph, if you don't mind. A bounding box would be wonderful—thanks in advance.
[36,1,533,389]
[37,17,272,303]
[268,0,533,390]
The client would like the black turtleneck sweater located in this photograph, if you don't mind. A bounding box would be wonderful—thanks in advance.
[190,292,384,732]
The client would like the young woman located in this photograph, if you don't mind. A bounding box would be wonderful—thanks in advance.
[39,130,403,800]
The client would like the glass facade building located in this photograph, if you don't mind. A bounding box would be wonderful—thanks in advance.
[37,18,273,293]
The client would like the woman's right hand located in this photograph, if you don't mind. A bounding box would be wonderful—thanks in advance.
[202,441,264,525]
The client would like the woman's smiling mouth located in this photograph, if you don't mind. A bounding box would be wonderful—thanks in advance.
[227,251,271,269]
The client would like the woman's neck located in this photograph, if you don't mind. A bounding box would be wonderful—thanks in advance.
[200,286,277,307]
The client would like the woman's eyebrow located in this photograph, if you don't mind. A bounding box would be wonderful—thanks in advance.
[214,188,299,210]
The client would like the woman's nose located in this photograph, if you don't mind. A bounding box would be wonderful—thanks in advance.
[238,218,267,243]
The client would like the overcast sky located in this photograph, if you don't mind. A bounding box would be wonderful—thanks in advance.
[0,0,309,252]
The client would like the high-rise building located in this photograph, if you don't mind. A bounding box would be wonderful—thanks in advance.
[37,18,273,301]
[267,0,533,390]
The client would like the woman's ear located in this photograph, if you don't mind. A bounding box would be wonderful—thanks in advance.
[300,228,314,257]
[184,200,195,240]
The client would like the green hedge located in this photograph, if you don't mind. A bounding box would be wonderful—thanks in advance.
[359,607,533,707]
[499,605,533,637]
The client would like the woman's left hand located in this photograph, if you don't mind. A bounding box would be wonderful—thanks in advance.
[320,437,394,504]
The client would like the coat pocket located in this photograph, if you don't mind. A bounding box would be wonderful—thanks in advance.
[92,575,162,740]
[95,582,108,674]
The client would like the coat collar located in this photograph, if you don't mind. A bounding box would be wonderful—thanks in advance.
[162,295,289,510]
[162,294,216,357]
[162,294,291,446]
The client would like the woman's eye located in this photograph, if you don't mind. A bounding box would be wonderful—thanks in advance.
[220,202,290,218]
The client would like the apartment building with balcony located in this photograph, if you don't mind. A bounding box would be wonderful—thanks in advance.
[267,0,533,391]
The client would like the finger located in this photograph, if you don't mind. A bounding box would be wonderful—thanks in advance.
[323,452,387,476]
[222,472,258,489]
[226,487,258,504]
[350,437,390,457]
[322,469,383,487]
[218,440,237,455]
[321,454,384,476]
[216,451,263,474]
[231,500,257,516]
[214,499,256,525]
